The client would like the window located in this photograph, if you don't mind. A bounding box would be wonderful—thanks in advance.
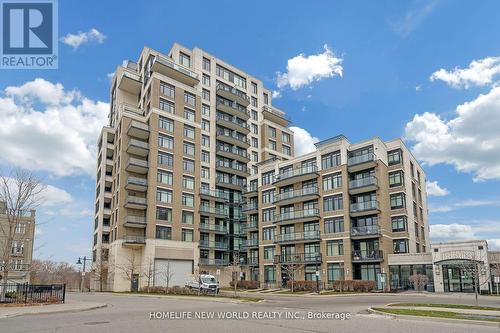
[262,171,274,185]
[324,194,343,211]
[156,207,172,221]
[390,193,406,209]
[251,110,258,121]
[184,92,196,107]
[282,132,291,143]
[184,125,195,139]
[252,151,258,162]
[202,135,210,147]
[387,149,402,165]
[11,241,23,254]
[182,193,194,207]
[158,134,173,150]
[157,189,172,203]
[410,161,415,178]
[184,108,195,121]
[251,96,257,107]
[183,159,195,172]
[216,64,247,88]
[327,264,345,282]
[327,240,344,256]
[391,216,407,232]
[201,167,210,179]
[268,140,276,150]
[268,126,276,138]
[202,74,210,86]
[322,151,341,169]
[263,228,275,241]
[183,176,195,190]
[183,141,195,156]
[262,189,275,204]
[324,217,344,233]
[202,89,210,101]
[251,137,258,148]
[159,116,173,132]
[202,57,211,71]
[262,208,275,222]
[201,119,210,131]
[156,226,171,240]
[182,211,194,224]
[393,239,409,254]
[182,228,193,242]
[15,223,26,234]
[389,171,404,187]
[264,246,275,259]
[157,170,173,185]
[282,145,291,156]
[160,82,175,98]
[263,92,269,105]
[179,52,191,67]
[158,152,173,167]
[251,82,258,94]
[264,266,276,282]
[202,104,210,116]
[251,123,258,134]
[201,150,210,163]
[323,172,342,191]
[159,99,174,113]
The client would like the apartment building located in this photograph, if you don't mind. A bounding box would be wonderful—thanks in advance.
[92,43,294,291]
[0,201,36,284]
[241,135,429,289]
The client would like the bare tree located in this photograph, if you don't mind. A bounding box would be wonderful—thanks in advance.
[452,249,489,305]
[0,168,44,301]
[231,252,241,297]
[409,274,429,292]
[29,259,81,290]
[156,260,174,289]
[92,255,109,292]
[115,250,141,292]
[280,256,304,293]
[141,257,155,293]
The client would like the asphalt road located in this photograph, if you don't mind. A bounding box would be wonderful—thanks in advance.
[1,292,500,333]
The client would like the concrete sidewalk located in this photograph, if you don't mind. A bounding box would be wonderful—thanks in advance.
[0,300,107,319]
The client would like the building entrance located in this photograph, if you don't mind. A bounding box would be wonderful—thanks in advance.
[442,264,475,292]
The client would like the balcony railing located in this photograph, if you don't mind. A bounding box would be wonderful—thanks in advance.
[123,236,146,244]
[216,130,250,145]
[352,250,383,261]
[216,84,250,103]
[273,186,319,203]
[126,196,147,205]
[243,239,259,248]
[127,177,147,187]
[199,223,227,233]
[244,220,258,230]
[199,205,228,216]
[216,115,250,130]
[125,215,147,225]
[216,145,250,159]
[350,200,379,212]
[349,176,377,189]
[351,225,380,237]
[154,55,199,80]
[215,176,247,188]
[274,252,322,264]
[262,105,289,120]
[199,258,229,266]
[128,138,149,149]
[216,98,250,117]
[199,188,230,201]
[348,153,375,166]
[199,240,229,250]
[273,165,318,183]
[243,184,258,194]
[275,230,321,243]
[244,257,259,265]
[127,157,148,168]
[216,160,249,174]
[242,202,258,212]
[274,208,320,223]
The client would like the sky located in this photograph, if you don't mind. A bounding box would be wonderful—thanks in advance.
[1,0,500,264]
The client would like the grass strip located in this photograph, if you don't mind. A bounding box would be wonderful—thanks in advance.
[373,308,500,323]
[387,303,500,311]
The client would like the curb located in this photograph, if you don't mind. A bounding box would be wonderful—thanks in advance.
[367,307,500,327]
[106,292,264,304]
[0,303,108,319]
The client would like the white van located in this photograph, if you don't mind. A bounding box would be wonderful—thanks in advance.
[185,274,219,293]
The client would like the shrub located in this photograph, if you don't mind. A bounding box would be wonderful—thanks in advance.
[140,286,198,295]
[329,280,376,292]
[286,280,318,292]
[229,280,260,289]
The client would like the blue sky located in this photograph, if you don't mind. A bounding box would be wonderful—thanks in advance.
[1,0,500,263]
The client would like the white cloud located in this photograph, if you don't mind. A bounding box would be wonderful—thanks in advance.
[405,86,500,181]
[430,56,500,89]
[392,0,440,37]
[487,239,500,250]
[429,198,499,213]
[0,78,109,177]
[431,223,475,240]
[426,180,449,196]
[415,85,422,91]
[289,126,319,156]
[60,28,106,50]
[41,185,73,206]
[271,90,281,99]
[276,45,343,90]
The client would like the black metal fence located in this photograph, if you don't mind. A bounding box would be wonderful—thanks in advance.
[0,283,66,304]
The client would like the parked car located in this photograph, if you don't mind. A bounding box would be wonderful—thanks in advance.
[185,274,219,293]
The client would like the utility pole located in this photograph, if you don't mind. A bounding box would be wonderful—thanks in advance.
[77,256,91,292]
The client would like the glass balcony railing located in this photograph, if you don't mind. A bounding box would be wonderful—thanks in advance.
[348,153,375,166]
[199,188,230,201]
[352,250,383,261]
[216,114,249,130]
[123,235,146,244]
[274,252,322,264]
[154,55,199,80]
[243,239,259,248]
[199,205,228,216]
[273,186,319,203]
[350,200,379,212]
[216,145,250,159]
[199,258,229,266]
[216,130,250,145]
[274,165,318,183]
[242,202,258,212]
[274,208,320,223]
[351,225,380,237]
[216,84,250,103]
[349,176,377,189]
[199,223,227,233]
[216,160,249,174]
[275,230,320,243]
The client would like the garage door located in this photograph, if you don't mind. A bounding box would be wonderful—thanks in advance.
[154,259,193,287]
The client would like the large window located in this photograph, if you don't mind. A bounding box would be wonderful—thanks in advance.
[183,159,195,172]
[184,108,195,121]
[393,239,409,254]
[158,134,173,150]
[183,176,195,190]
[264,266,276,282]
[156,226,171,240]
[262,208,275,222]
[156,207,172,221]
[327,240,344,256]
[323,172,342,191]
[157,189,172,203]
[268,126,276,138]
[324,217,344,233]
[324,194,343,211]
[182,193,194,207]
[157,170,173,185]
[184,92,196,107]
[264,246,275,260]
[160,82,174,98]
[322,151,341,169]
[262,171,274,185]
[327,264,345,282]
[182,211,194,224]
[182,228,193,242]
[183,141,195,156]
[262,189,275,204]
[202,57,211,71]
[184,125,195,139]
[263,227,275,241]
[158,152,173,167]
[179,52,190,67]
[159,116,173,132]
[389,171,404,187]
[390,193,406,209]
[388,149,402,165]
[159,99,174,113]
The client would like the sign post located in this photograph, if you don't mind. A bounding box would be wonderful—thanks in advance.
[494,276,500,295]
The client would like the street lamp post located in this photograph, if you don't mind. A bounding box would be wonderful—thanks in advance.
[77,256,91,292]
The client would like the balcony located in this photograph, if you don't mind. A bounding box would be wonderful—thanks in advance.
[127,120,150,140]
[348,176,378,195]
[216,84,251,107]
[122,235,146,247]
[241,202,258,214]
[273,208,320,225]
[242,185,258,197]
[216,115,250,134]
[124,215,147,228]
[242,239,259,248]
[216,160,249,178]
[215,175,246,191]
[262,105,290,127]
[350,225,380,239]
[347,153,377,172]
[274,252,322,264]
[273,165,319,186]
[199,188,230,202]
[216,130,250,149]
[126,157,148,174]
[199,258,229,266]
[125,176,148,192]
[243,220,258,231]
[216,145,250,163]
[125,196,147,210]
[199,223,228,234]
[199,240,229,251]
[126,138,149,157]
[242,257,259,266]
[151,54,199,86]
[349,200,380,217]
[352,250,383,262]
[199,205,228,218]
[274,230,321,245]
[118,71,142,94]
[273,186,319,206]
